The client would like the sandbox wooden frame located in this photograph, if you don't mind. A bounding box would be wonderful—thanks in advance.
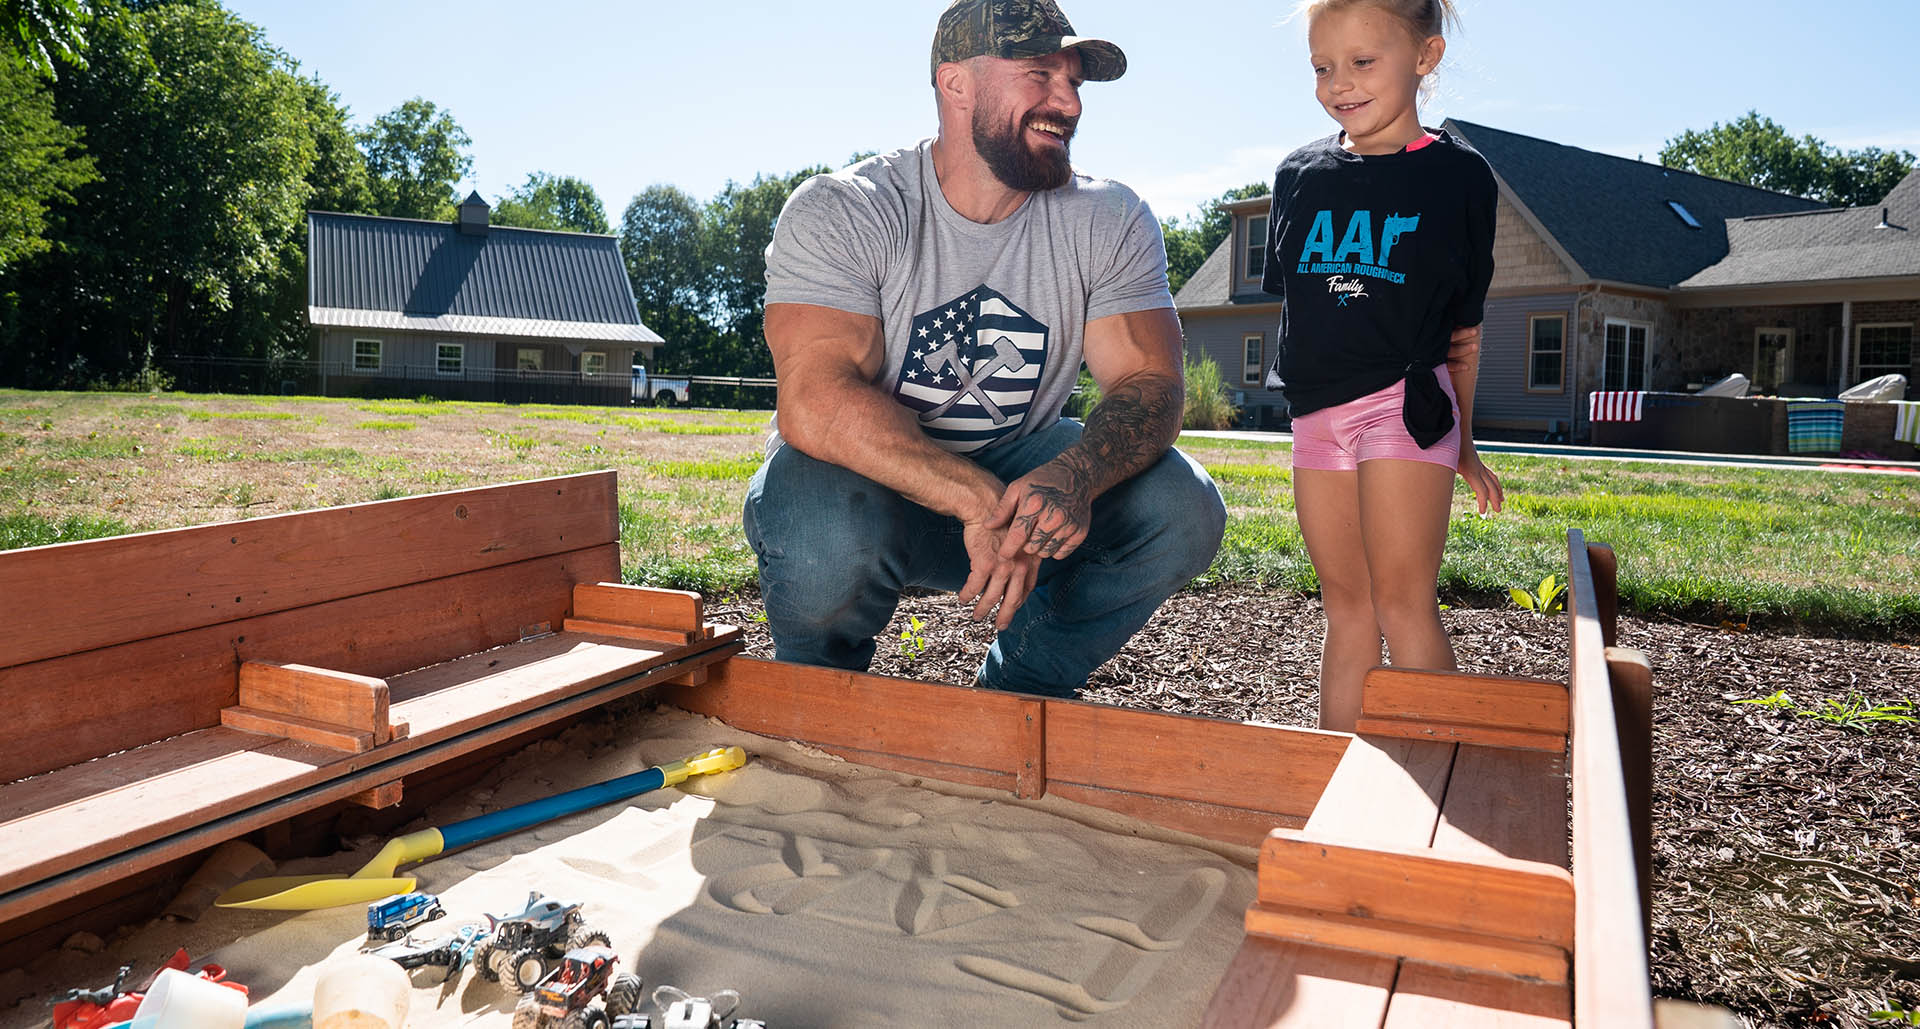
[0,472,1661,1026]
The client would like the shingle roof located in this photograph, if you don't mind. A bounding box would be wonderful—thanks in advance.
[1678,168,1920,288]
[1446,119,1829,289]
[1172,231,1281,311]
[307,211,661,343]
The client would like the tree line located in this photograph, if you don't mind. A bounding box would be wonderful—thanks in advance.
[0,0,845,392]
[2,1,1911,393]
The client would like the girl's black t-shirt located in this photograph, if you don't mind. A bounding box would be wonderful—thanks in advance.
[1261,129,1497,419]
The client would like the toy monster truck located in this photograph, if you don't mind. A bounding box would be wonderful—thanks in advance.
[509,946,641,1029]
[474,891,610,993]
[365,891,446,942]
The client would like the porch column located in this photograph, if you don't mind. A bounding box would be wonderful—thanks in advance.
[1839,300,1853,389]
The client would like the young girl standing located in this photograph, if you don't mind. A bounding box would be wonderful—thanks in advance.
[1263,0,1504,730]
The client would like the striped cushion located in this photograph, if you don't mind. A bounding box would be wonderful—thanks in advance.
[1588,391,1645,422]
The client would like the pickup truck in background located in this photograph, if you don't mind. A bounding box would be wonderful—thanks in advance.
[630,365,691,407]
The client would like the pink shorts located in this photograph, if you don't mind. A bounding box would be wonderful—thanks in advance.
[1290,371,1460,472]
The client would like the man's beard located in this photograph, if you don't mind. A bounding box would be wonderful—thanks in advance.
[973,105,1076,192]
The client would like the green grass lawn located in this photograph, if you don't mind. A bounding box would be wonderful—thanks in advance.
[4,389,1916,637]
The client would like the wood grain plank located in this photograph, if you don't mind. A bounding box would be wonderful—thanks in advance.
[219,707,375,752]
[1244,904,1568,983]
[1044,783,1307,848]
[562,618,695,647]
[389,627,742,739]
[1357,667,1568,751]
[1254,835,1575,952]
[658,657,1034,778]
[1201,735,1455,1026]
[237,661,391,740]
[0,544,618,784]
[571,583,704,633]
[1045,704,1350,820]
[1382,964,1570,1028]
[0,637,739,905]
[1014,698,1046,800]
[0,471,617,671]
[1431,746,1569,869]
[1567,531,1654,1029]
[1606,646,1655,936]
[1353,720,1566,753]
[1305,735,1456,842]
[1200,935,1401,1029]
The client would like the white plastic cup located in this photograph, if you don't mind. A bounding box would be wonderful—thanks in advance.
[128,967,247,1029]
[312,953,410,1029]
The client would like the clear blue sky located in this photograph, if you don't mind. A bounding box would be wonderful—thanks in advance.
[225,0,1920,224]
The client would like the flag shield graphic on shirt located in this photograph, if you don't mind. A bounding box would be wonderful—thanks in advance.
[895,285,1049,453]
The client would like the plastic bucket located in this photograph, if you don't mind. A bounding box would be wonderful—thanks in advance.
[312,953,410,1029]
[128,968,247,1029]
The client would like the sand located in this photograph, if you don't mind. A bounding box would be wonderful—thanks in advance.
[5,705,1259,1028]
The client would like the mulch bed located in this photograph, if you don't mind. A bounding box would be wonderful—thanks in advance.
[706,586,1920,1028]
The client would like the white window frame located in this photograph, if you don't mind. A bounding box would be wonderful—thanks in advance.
[1242,333,1264,386]
[582,351,608,378]
[436,342,464,376]
[516,347,544,372]
[1243,214,1268,282]
[1526,313,1566,393]
[1855,322,1913,382]
[1752,327,1794,390]
[1602,318,1652,392]
[352,338,381,373]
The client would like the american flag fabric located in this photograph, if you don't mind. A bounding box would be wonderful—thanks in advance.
[894,284,1049,454]
[1894,401,1920,445]
[1786,400,1845,454]
[1588,391,1646,422]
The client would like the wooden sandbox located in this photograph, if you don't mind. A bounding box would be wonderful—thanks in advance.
[0,471,1691,1025]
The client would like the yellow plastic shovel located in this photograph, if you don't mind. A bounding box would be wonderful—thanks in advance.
[215,746,745,910]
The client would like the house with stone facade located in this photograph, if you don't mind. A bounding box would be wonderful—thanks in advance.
[1175,119,1919,440]
[307,193,663,404]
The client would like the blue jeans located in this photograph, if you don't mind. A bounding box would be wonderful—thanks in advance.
[742,419,1226,698]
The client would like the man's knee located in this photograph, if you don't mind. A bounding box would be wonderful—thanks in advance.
[1118,448,1226,574]
[747,445,911,572]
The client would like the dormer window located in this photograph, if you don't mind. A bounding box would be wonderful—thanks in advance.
[1667,200,1701,229]
[1244,214,1269,281]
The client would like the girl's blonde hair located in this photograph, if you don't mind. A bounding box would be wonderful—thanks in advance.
[1293,0,1460,43]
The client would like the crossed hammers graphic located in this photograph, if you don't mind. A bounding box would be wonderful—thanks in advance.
[918,333,1028,425]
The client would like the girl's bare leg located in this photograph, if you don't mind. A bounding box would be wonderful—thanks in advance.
[1357,459,1458,674]
[1294,467,1382,731]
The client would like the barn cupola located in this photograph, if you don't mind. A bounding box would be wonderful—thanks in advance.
[457,191,490,237]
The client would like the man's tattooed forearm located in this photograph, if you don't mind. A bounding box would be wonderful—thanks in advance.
[1073,373,1182,492]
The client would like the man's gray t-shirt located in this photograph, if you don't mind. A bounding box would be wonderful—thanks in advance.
[763,139,1174,456]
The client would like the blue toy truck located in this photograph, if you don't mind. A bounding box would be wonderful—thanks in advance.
[366,891,446,942]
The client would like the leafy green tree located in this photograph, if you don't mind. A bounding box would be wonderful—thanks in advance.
[492,172,609,234]
[2,0,89,76]
[617,183,715,375]
[3,2,316,383]
[704,165,831,372]
[1163,180,1269,292]
[1660,111,1916,208]
[296,74,371,215]
[0,55,94,271]
[358,97,471,220]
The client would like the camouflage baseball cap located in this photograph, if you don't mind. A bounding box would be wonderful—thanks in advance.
[930,0,1127,84]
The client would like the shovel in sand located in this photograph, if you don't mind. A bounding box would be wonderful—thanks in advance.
[214,746,747,911]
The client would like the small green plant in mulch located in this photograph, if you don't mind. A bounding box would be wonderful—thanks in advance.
[898,615,929,662]
[1732,690,1915,732]
[1508,573,1567,617]
[1871,1004,1920,1025]
[1797,694,1915,732]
